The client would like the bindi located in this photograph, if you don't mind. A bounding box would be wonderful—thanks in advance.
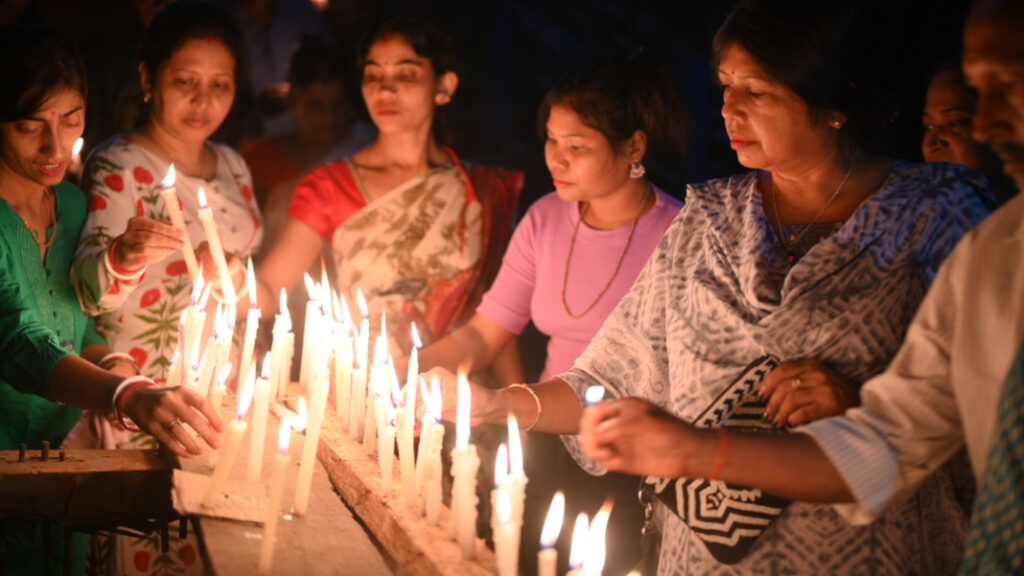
[206,34,214,44]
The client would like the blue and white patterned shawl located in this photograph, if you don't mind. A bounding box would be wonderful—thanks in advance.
[562,161,992,575]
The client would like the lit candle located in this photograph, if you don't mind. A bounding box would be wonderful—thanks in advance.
[566,513,589,576]
[378,395,396,495]
[449,372,479,558]
[195,348,214,399]
[159,164,200,280]
[299,274,319,393]
[196,187,236,303]
[415,376,435,511]
[270,289,292,401]
[585,385,606,406]
[424,378,444,525]
[184,274,208,372]
[166,349,181,391]
[396,383,416,507]
[493,490,519,576]
[506,413,528,527]
[247,354,273,483]
[582,501,613,576]
[294,375,328,516]
[407,322,421,394]
[350,290,370,438]
[209,363,230,420]
[257,417,292,575]
[201,371,254,508]
[538,491,565,576]
[239,259,261,387]
[333,321,353,425]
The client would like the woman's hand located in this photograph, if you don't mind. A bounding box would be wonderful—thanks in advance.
[420,366,502,426]
[760,359,859,427]
[112,217,185,272]
[122,384,224,458]
[195,242,247,301]
[580,397,694,478]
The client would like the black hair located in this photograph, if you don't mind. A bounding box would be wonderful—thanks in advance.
[357,13,458,79]
[0,26,87,122]
[289,34,346,90]
[537,49,691,166]
[712,0,898,155]
[140,0,247,90]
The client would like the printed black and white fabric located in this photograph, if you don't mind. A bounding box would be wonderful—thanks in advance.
[560,162,993,575]
[643,355,786,564]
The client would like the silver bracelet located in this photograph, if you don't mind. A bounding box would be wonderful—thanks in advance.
[98,352,140,372]
[508,383,542,431]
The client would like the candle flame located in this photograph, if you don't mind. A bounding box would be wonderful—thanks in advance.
[507,413,523,476]
[195,347,209,373]
[568,512,589,569]
[295,397,308,431]
[215,362,232,387]
[247,258,257,308]
[582,500,614,576]
[199,282,212,309]
[356,288,368,318]
[494,443,508,486]
[72,137,83,156]
[339,292,351,325]
[585,386,606,405]
[540,491,565,548]
[197,187,208,209]
[190,270,205,303]
[303,273,317,302]
[455,371,470,450]
[497,489,512,523]
[261,351,273,381]
[237,368,256,418]
[411,322,422,349]
[279,417,292,453]
[162,164,176,188]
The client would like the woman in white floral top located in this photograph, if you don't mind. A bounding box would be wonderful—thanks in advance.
[73,1,262,384]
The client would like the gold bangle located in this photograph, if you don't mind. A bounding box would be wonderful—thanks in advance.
[508,383,542,431]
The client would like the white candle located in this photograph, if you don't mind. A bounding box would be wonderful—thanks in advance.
[183,276,208,371]
[195,347,214,400]
[506,413,528,527]
[351,290,370,437]
[209,364,229,418]
[159,164,200,280]
[201,373,254,508]
[449,372,479,559]
[270,289,292,401]
[424,416,444,525]
[493,490,519,576]
[538,491,565,576]
[299,274,319,393]
[257,417,291,575]
[294,376,328,516]
[396,403,415,507]
[166,349,181,390]
[378,400,395,495]
[407,322,421,394]
[333,325,352,424]
[196,187,236,303]
[239,259,260,387]
[247,355,272,483]
[566,513,589,576]
[584,385,606,406]
[415,376,435,506]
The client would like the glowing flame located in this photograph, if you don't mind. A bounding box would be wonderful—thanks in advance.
[304,273,317,302]
[161,164,176,188]
[72,137,83,157]
[411,322,422,349]
[237,368,255,419]
[199,282,212,309]
[584,386,606,405]
[294,397,308,432]
[215,362,232,387]
[568,512,589,569]
[246,258,257,308]
[279,417,292,453]
[497,489,512,523]
[197,187,208,209]
[356,289,368,318]
[190,270,205,303]
[455,371,471,450]
[508,413,523,476]
[540,491,565,549]
[260,352,273,381]
[583,500,614,576]
[494,443,508,487]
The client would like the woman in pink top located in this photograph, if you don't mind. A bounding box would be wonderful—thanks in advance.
[407,51,689,574]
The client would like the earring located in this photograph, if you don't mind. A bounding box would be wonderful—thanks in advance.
[435,91,451,106]
[829,118,843,129]
[144,93,151,104]
[629,161,646,179]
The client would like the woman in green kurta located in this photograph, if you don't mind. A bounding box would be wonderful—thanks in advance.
[0,27,224,574]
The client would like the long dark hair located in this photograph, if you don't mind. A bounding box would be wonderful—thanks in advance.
[0,26,86,122]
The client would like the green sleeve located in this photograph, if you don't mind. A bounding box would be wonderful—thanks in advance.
[80,314,108,350]
[0,274,71,397]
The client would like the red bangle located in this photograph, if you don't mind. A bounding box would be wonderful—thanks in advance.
[709,428,730,481]
[114,379,157,432]
[107,238,145,275]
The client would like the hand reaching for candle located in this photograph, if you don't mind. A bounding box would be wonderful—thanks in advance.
[111,217,185,273]
[579,397,695,478]
[420,366,501,426]
[758,359,859,428]
[195,242,247,301]
[121,383,224,457]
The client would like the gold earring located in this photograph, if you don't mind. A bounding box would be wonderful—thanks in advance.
[435,91,451,106]
[830,118,843,129]
[144,93,151,104]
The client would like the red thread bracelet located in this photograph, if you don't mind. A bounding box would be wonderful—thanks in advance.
[709,428,730,481]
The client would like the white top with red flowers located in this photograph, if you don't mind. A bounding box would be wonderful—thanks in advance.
[72,134,263,382]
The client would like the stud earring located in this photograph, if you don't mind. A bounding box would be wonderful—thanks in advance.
[629,161,646,179]
[144,93,151,104]
[829,118,843,129]
[435,91,451,106]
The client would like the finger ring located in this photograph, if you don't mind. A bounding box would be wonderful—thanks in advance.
[166,419,184,432]
[790,377,802,390]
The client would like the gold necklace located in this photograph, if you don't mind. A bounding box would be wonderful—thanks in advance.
[29,187,57,252]
[768,158,857,264]
[561,186,652,319]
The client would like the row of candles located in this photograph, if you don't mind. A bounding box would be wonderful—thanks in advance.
[156,163,616,574]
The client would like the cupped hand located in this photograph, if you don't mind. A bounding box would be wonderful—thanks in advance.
[123,384,224,458]
[760,359,859,428]
[113,217,185,271]
[580,397,694,478]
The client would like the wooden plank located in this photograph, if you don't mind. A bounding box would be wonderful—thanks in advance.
[0,449,176,529]
[317,409,498,576]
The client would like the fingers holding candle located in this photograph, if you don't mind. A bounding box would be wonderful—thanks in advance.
[112,216,186,272]
[579,397,694,478]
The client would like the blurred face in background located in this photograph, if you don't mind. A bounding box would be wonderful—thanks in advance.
[921,70,986,169]
[291,80,346,147]
[0,87,84,189]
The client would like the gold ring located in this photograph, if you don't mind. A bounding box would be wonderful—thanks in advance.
[166,419,184,432]
[791,377,802,390]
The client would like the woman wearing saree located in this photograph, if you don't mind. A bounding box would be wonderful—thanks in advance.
[254,14,522,361]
